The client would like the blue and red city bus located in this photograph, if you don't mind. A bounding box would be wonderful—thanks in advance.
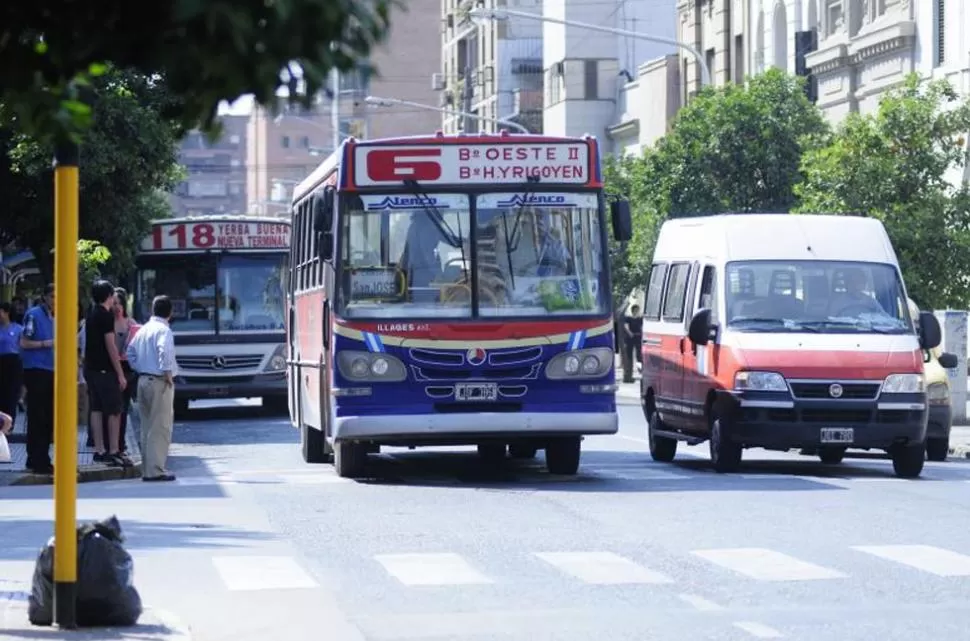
[285,131,632,478]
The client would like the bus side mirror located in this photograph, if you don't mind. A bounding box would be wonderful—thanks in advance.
[312,187,334,233]
[919,311,942,350]
[611,199,632,242]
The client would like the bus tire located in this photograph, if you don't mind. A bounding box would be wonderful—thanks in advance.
[509,443,538,459]
[545,437,581,475]
[301,423,329,464]
[477,443,507,463]
[174,398,189,420]
[335,442,368,478]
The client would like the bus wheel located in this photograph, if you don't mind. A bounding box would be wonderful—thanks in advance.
[335,442,368,478]
[263,396,288,416]
[545,437,581,475]
[509,443,538,459]
[477,443,507,463]
[174,398,189,420]
[301,423,330,464]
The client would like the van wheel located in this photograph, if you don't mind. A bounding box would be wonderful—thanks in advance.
[818,447,845,465]
[926,437,949,462]
[334,442,368,478]
[891,443,925,479]
[648,411,677,462]
[709,416,742,473]
[545,437,581,475]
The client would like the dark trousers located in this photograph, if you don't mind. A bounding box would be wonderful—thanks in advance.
[622,334,642,383]
[0,354,21,426]
[23,367,54,469]
[86,362,133,452]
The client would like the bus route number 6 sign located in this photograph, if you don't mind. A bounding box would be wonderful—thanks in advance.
[365,148,443,182]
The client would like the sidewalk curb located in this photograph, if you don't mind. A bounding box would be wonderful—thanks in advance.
[0,464,142,487]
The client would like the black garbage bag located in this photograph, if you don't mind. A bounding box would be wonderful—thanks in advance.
[28,516,143,627]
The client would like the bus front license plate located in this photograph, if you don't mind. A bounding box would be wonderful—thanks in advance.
[455,383,498,402]
[820,428,853,444]
[208,387,229,397]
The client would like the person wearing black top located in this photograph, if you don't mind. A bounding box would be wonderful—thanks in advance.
[83,281,131,467]
[622,304,643,383]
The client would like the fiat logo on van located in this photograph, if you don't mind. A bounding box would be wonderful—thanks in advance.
[828,383,844,398]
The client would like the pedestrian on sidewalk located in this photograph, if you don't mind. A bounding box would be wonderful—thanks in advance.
[621,304,643,384]
[127,295,177,482]
[19,284,55,475]
[113,288,140,454]
[0,302,23,429]
[83,280,131,468]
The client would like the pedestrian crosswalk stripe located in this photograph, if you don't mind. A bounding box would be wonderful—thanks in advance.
[211,555,319,591]
[374,553,494,586]
[733,621,784,638]
[534,551,673,584]
[677,593,725,611]
[852,544,970,576]
[690,548,846,581]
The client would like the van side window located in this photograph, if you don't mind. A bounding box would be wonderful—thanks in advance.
[643,263,667,320]
[662,263,691,322]
[699,265,718,321]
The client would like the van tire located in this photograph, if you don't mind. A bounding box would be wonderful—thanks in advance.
[709,416,742,473]
[334,442,368,478]
[648,411,677,462]
[926,437,949,462]
[818,447,845,464]
[545,437,582,475]
[891,443,925,479]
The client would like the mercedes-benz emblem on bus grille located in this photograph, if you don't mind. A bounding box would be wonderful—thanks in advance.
[211,356,227,370]
[466,348,487,366]
[828,383,843,398]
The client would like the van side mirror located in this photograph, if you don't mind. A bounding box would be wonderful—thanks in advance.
[918,311,942,350]
[610,199,632,242]
[688,308,716,346]
[312,187,334,233]
[938,351,958,369]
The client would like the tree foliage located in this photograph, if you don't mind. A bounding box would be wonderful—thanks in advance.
[796,74,970,309]
[0,68,183,278]
[0,0,394,142]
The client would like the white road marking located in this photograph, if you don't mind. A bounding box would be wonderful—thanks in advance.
[535,551,673,584]
[374,553,494,586]
[852,544,970,576]
[211,555,319,591]
[677,593,725,611]
[691,548,846,581]
[277,473,352,485]
[589,467,691,481]
[734,621,784,638]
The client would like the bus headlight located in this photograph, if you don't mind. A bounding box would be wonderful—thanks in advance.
[546,347,613,380]
[337,351,407,382]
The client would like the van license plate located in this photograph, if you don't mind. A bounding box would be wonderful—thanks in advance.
[455,383,498,402]
[820,428,854,444]
[208,387,229,397]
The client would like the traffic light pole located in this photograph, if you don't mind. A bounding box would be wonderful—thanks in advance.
[52,140,79,630]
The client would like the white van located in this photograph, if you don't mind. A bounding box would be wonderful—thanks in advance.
[639,214,942,479]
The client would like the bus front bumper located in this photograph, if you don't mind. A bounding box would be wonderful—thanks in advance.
[174,372,287,401]
[333,411,618,443]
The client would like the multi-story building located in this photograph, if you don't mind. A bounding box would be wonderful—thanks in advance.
[247,0,441,211]
[439,0,545,133]
[170,115,248,217]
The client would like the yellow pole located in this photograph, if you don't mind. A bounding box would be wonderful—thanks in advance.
[53,140,79,629]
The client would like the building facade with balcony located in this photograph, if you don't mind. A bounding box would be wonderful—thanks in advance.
[439,0,545,133]
[170,116,248,217]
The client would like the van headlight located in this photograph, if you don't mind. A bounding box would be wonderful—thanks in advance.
[337,351,407,382]
[927,382,950,405]
[734,371,788,392]
[882,373,924,394]
[546,347,613,380]
[264,344,287,372]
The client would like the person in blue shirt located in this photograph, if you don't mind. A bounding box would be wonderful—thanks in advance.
[20,284,55,475]
[0,301,23,430]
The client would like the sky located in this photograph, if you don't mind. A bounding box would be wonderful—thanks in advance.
[218,95,255,116]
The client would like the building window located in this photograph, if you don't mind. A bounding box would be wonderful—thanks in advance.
[734,34,745,84]
[187,180,229,198]
[281,135,290,148]
[229,134,241,145]
[584,60,598,100]
[935,0,946,67]
[824,0,844,38]
[300,136,310,148]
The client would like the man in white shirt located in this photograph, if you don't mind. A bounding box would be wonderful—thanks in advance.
[126,295,177,482]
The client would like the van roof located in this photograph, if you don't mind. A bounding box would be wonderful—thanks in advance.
[653,213,899,265]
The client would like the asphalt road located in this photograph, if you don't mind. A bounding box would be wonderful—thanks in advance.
[4,397,970,641]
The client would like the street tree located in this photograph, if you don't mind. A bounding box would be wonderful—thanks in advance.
[796,74,970,309]
[0,0,393,142]
[650,68,828,217]
[0,68,183,278]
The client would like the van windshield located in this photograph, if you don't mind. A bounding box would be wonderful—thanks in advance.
[724,261,913,334]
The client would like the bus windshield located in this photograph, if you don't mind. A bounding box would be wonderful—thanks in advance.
[136,253,286,333]
[336,191,608,319]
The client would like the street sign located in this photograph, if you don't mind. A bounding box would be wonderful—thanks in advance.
[141,220,291,252]
[353,141,591,187]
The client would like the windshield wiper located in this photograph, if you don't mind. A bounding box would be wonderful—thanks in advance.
[729,317,820,332]
[499,174,541,292]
